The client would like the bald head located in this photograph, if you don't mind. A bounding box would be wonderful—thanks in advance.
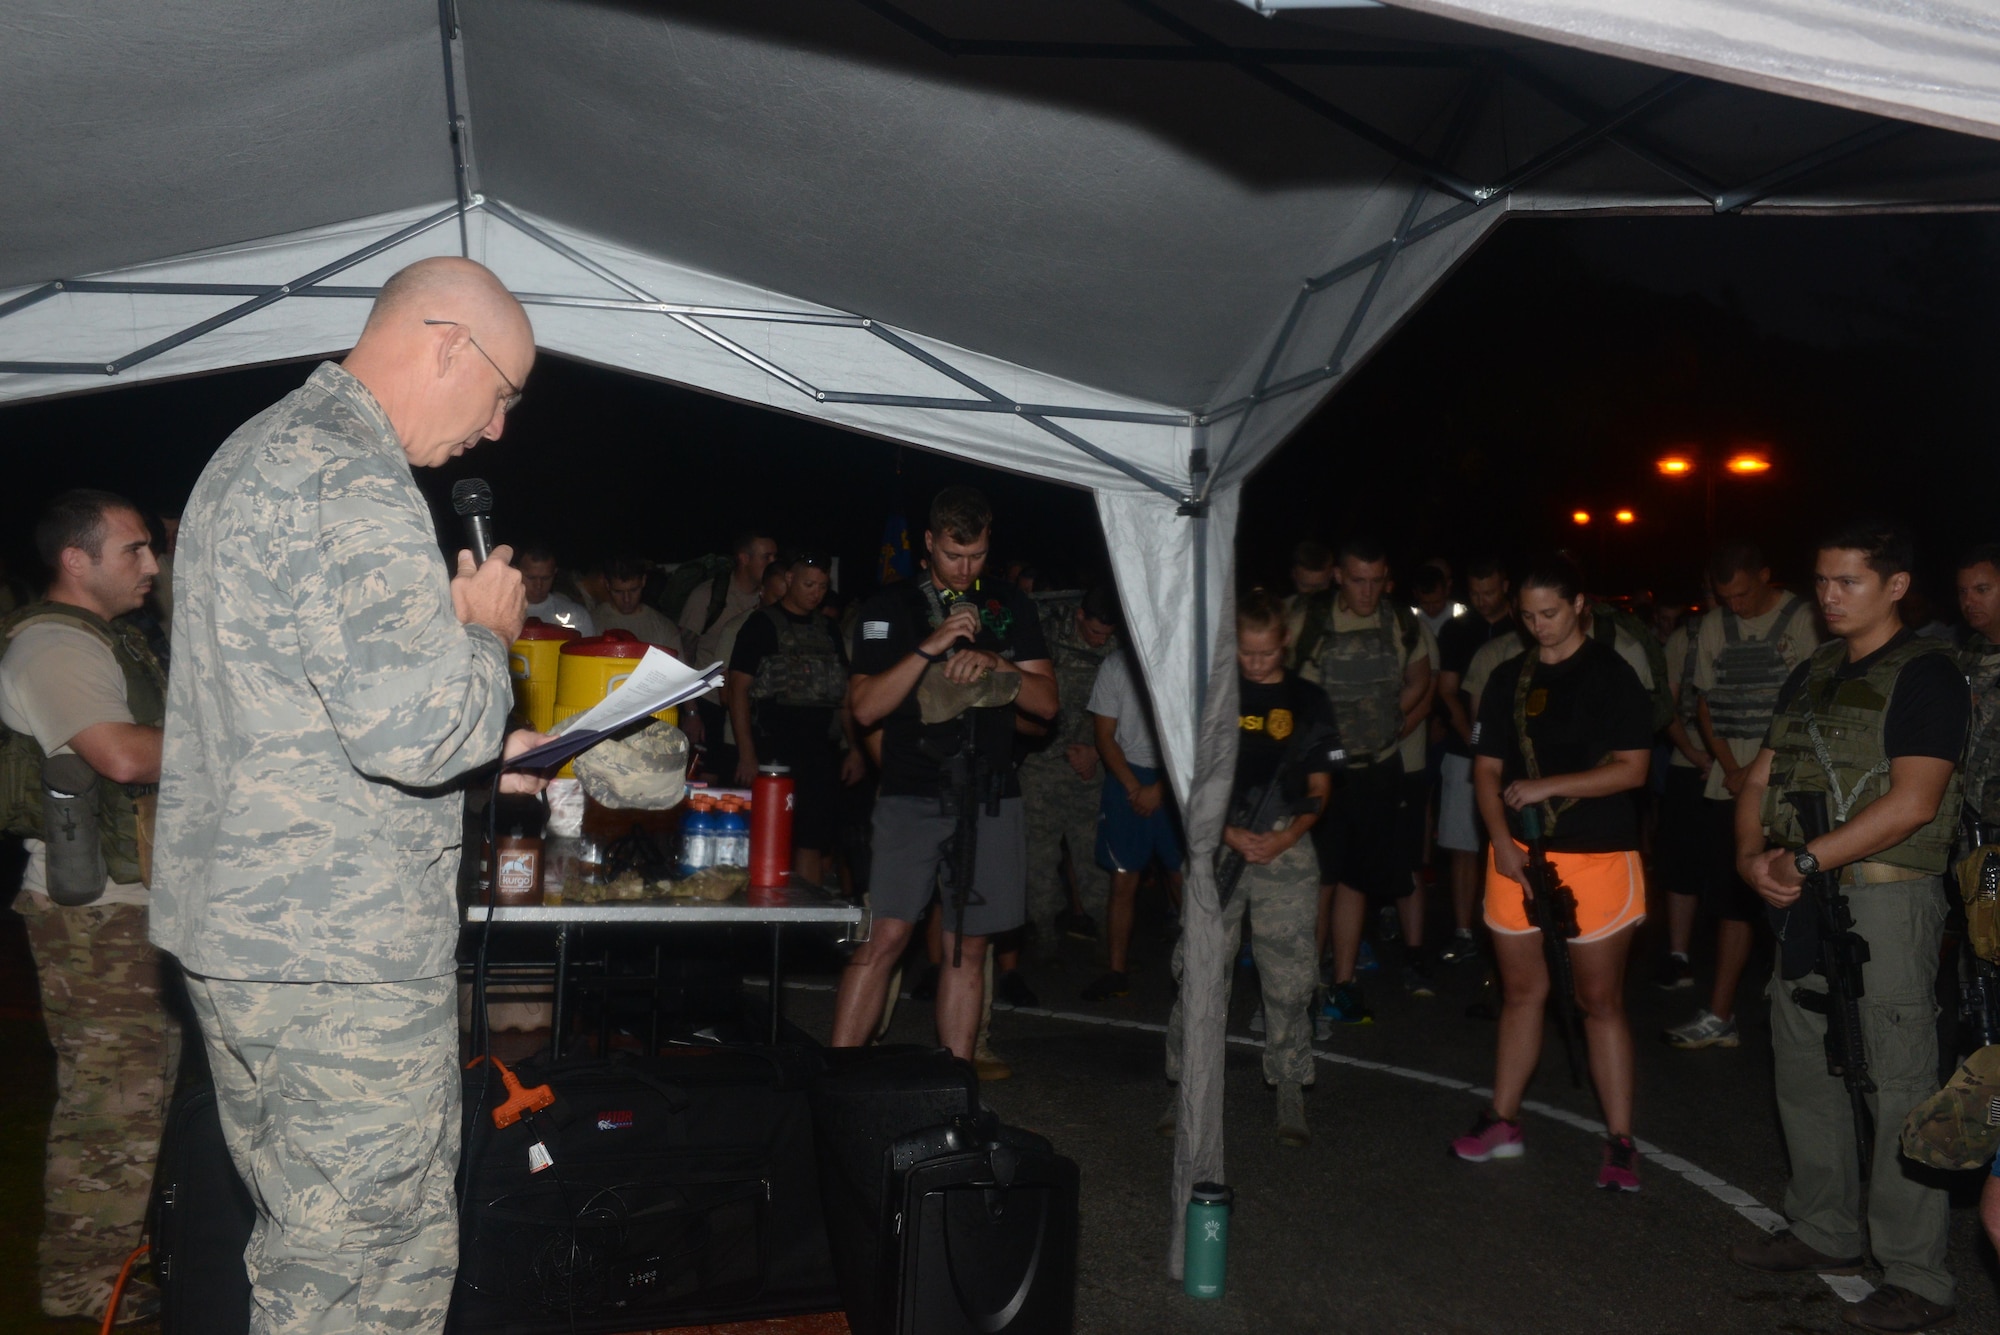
[343,257,535,468]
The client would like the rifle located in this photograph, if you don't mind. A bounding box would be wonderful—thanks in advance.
[937,717,1001,968]
[1518,804,1584,1088]
[1214,721,1344,910]
[1778,791,1876,1180]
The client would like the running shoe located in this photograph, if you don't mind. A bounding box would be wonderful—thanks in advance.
[1321,982,1372,1025]
[1450,1109,1524,1162]
[1247,1003,1266,1034]
[1378,903,1401,943]
[1056,909,1098,942]
[1597,1135,1641,1191]
[1437,929,1480,965]
[1403,962,1437,999]
[1355,940,1380,974]
[1313,1011,1333,1042]
[1663,1009,1740,1049]
[1653,952,1694,990]
[997,969,1040,1009]
[1080,969,1130,1001]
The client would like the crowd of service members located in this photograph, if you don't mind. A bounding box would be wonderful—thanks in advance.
[11,299,2000,1335]
[533,516,2000,1335]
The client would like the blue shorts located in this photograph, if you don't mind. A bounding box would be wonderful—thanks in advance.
[1096,767,1184,874]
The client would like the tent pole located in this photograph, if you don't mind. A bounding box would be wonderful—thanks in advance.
[436,0,474,256]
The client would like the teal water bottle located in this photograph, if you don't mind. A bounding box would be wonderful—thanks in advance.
[1183,1181,1232,1298]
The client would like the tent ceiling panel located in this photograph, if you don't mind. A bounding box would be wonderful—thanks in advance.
[459,0,1466,412]
[0,1,452,291]
[1378,1,2000,143]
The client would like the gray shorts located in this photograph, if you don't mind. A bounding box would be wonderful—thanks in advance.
[870,794,1026,938]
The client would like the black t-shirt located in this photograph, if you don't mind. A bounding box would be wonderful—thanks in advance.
[1769,630,1970,761]
[1234,674,1339,811]
[1438,612,1520,757]
[1474,637,1653,852]
[850,578,1050,799]
[729,605,849,762]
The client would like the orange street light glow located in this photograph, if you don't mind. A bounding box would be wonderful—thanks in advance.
[1615,509,1636,524]
[1571,510,1592,525]
[1726,453,1772,475]
[1656,455,1696,476]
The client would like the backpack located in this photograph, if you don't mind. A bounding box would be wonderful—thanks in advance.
[654,554,735,630]
[1589,602,1675,734]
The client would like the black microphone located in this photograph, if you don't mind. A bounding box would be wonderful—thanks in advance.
[451,478,496,564]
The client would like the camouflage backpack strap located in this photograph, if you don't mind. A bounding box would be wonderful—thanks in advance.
[1511,655,1573,834]
[699,569,733,635]
[1294,591,1334,670]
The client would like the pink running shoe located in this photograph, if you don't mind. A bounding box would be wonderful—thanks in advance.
[1450,1110,1524,1162]
[1597,1135,1641,1191]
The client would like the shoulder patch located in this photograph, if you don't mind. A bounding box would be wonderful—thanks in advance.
[861,621,889,641]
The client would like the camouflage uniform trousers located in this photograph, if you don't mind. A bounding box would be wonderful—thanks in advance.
[1020,755,1110,941]
[17,892,181,1319]
[184,973,461,1335]
[1164,839,1320,1087]
[1769,877,1954,1306]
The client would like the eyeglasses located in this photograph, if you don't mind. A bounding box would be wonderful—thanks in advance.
[423,319,523,412]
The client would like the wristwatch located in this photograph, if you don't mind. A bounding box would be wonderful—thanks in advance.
[1793,849,1820,878]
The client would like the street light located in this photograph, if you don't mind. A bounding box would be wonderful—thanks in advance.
[1655,446,1775,543]
[1614,508,1636,524]
[1572,509,1592,525]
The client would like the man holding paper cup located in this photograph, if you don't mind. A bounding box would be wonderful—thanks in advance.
[150,257,551,1335]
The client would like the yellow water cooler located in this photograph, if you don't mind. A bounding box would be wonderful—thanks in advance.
[510,617,580,733]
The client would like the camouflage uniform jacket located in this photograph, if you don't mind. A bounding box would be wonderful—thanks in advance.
[1958,631,2000,826]
[150,363,514,983]
[1035,602,1116,753]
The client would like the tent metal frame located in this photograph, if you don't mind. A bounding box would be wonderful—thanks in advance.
[0,1,1970,517]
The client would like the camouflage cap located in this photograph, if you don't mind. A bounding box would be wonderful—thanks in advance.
[1899,1044,2000,1172]
[916,660,1022,725]
[573,720,691,810]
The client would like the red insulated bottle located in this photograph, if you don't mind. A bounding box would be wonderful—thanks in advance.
[750,765,795,888]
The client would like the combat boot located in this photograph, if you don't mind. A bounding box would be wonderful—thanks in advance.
[1274,1081,1309,1147]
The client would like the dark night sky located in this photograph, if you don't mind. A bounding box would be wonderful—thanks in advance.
[2,211,1993,613]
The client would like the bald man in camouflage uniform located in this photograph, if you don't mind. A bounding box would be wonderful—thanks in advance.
[1019,588,1119,948]
[151,258,545,1335]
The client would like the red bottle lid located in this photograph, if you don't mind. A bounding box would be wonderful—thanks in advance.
[517,617,581,641]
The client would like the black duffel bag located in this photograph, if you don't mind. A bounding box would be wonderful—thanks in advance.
[451,1043,838,1334]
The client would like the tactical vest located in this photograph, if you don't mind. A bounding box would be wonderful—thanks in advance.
[1707,596,1806,740]
[1315,602,1417,759]
[0,602,167,885]
[748,606,848,710]
[1957,633,2000,826]
[1038,602,1115,750]
[1762,637,1962,875]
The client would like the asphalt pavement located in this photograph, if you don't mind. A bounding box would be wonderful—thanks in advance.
[778,887,2000,1335]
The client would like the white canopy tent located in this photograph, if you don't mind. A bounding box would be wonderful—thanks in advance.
[6,0,1999,1276]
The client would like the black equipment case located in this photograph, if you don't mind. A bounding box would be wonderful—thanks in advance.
[150,1080,256,1335]
[450,1043,840,1334]
[809,1048,1078,1335]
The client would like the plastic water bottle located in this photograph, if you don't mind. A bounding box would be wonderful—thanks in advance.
[1183,1181,1232,1298]
[715,801,750,869]
[678,798,716,877]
